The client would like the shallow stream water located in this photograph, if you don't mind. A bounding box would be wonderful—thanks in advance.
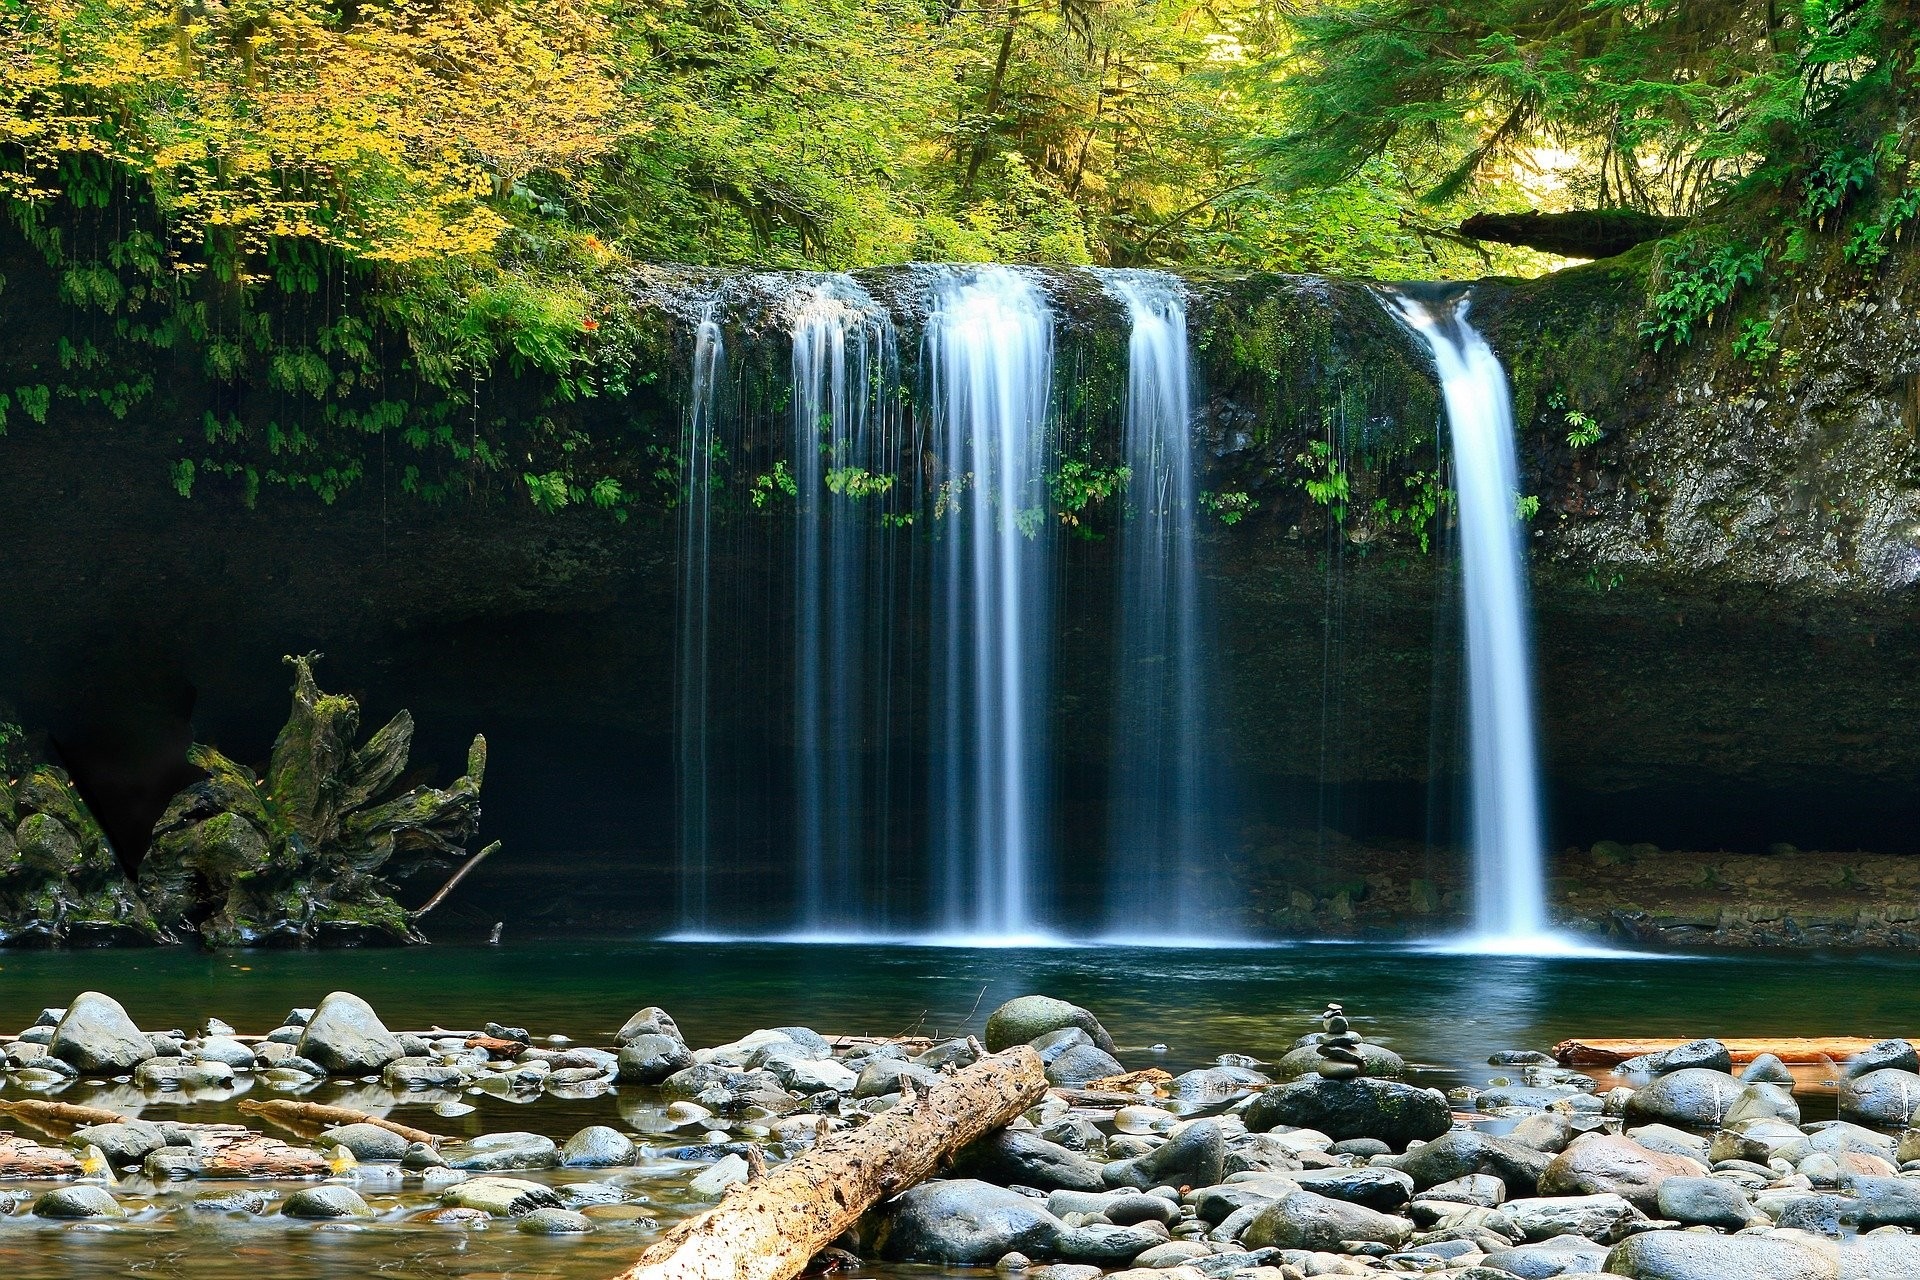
[0,940,1913,1278]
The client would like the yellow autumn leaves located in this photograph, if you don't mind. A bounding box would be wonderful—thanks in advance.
[1,0,635,274]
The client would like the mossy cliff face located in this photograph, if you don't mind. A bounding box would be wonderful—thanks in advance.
[3,240,1920,936]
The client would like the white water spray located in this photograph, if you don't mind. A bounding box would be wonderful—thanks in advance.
[1390,291,1551,948]
[926,267,1055,940]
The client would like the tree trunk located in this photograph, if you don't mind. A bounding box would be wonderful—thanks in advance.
[1457,209,1685,259]
[610,1046,1046,1280]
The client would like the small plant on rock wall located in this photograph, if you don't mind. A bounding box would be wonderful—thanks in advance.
[1369,470,1449,553]
[1048,458,1128,539]
[1200,490,1258,525]
[1296,440,1349,522]
[1732,318,1780,369]
[751,461,797,509]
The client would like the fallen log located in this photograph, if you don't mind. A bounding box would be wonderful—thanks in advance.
[0,1135,83,1178]
[238,1098,442,1146]
[197,1136,331,1179]
[1457,209,1686,259]
[1554,1036,1887,1066]
[0,1099,128,1134]
[610,1045,1046,1280]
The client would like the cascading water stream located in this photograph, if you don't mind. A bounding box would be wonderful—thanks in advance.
[1101,271,1219,937]
[925,267,1056,941]
[1388,290,1551,948]
[675,302,726,931]
[789,279,903,932]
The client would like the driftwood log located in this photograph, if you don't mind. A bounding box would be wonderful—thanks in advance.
[238,1098,443,1146]
[0,1099,128,1133]
[1555,1036,1886,1066]
[611,1046,1047,1280]
[0,1134,83,1178]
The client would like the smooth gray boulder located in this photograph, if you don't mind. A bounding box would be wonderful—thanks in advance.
[1243,1076,1449,1149]
[1654,1175,1756,1230]
[1499,1192,1645,1243]
[559,1125,636,1168]
[954,1129,1108,1192]
[873,1179,1062,1264]
[1841,1068,1920,1128]
[855,1057,945,1099]
[1619,1039,1732,1077]
[1741,1053,1797,1084]
[1239,1189,1412,1251]
[319,1122,409,1162]
[618,1033,695,1085]
[283,1185,373,1219]
[1538,1134,1703,1212]
[1045,1042,1126,1086]
[445,1131,559,1171]
[616,1006,682,1045]
[985,997,1116,1055]
[1288,1165,1414,1210]
[70,1120,166,1168]
[1102,1119,1225,1190]
[1846,1039,1919,1078]
[295,992,404,1074]
[1848,1174,1920,1229]
[1272,1041,1406,1081]
[1602,1230,1852,1280]
[1620,1068,1745,1129]
[1374,1130,1552,1194]
[34,1185,123,1219]
[1483,1234,1611,1279]
[518,1207,594,1233]
[49,992,154,1073]
[1044,1190,1180,1227]
[1053,1223,1167,1263]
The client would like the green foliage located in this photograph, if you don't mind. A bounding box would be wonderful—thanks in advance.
[1515,493,1540,522]
[1048,458,1128,538]
[1639,239,1765,352]
[1200,489,1259,526]
[1369,469,1448,553]
[751,461,798,509]
[825,467,896,499]
[1549,390,1602,447]
[1296,439,1350,521]
[1732,318,1780,368]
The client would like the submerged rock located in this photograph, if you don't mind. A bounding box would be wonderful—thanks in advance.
[282,1186,373,1220]
[34,1185,123,1219]
[445,1132,558,1171]
[558,1125,636,1168]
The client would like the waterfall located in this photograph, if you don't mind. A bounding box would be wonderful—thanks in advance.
[789,278,903,932]
[675,302,726,931]
[925,267,1056,940]
[1101,271,1218,937]
[1389,291,1550,946]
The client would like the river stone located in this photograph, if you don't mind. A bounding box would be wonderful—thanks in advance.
[1239,1189,1412,1251]
[1288,1165,1414,1210]
[1741,1053,1797,1085]
[193,1189,277,1215]
[917,1038,981,1071]
[34,1185,123,1219]
[442,1177,563,1217]
[1620,1040,1733,1077]
[283,1185,373,1219]
[71,1120,167,1168]
[1104,1120,1225,1190]
[1046,1191,1181,1227]
[1413,1172,1505,1209]
[295,992,404,1074]
[985,997,1117,1055]
[1273,1041,1406,1081]
[1374,1130,1552,1194]
[1538,1134,1703,1212]
[1243,1077,1448,1149]
[764,1054,858,1095]
[874,1179,1063,1264]
[1623,1123,1712,1163]
[1170,1066,1270,1100]
[558,1125,636,1168]
[1501,1192,1645,1243]
[616,1006,682,1045]
[1842,1174,1920,1229]
[320,1123,409,1162]
[49,991,154,1073]
[855,1057,944,1099]
[1054,1223,1167,1263]
[1602,1230,1849,1279]
[519,1207,594,1234]
[1653,1175,1756,1230]
[1846,1039,1919,1077]
[1189,1175,1300,1225]
[1621,1068,1745,1129]
[1841,1068,1920,1128]
[618,1034,695,1085]
[1046,1042,1127,1086]
[1132,1241,1213,1268]
[1483,1235,1612,1279]
[190,1036,257,1069]
[956,1128,1108,1191]
[1723,1082,1801,1127]
[445,1131,558,1171]
[386,1059,467,1090]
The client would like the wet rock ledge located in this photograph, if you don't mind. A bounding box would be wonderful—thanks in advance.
[2,989,1920,1279]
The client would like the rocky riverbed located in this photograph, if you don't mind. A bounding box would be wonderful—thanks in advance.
[3,988,1920,1278]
